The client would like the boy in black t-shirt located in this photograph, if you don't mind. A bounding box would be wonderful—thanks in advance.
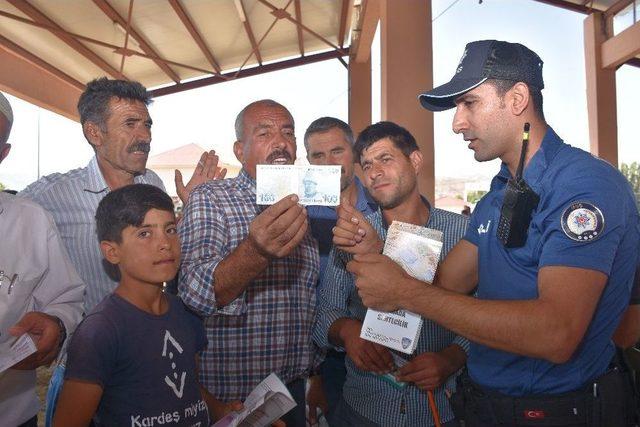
[53,184,241,427]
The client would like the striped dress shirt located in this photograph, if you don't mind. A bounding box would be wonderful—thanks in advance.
[313,204,469,426]
[178,168,320,402]
[19,156,165,313]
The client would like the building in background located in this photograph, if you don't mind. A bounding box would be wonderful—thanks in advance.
[147,143,240,207]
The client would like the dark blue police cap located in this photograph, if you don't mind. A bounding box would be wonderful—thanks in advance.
[419,40,544,112]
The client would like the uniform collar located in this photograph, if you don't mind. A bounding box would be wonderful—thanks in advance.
[494,126,564,189]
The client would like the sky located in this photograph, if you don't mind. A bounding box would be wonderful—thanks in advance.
[1,0,638,192]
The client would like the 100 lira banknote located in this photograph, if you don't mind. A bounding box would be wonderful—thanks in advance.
[256,164,341,206]
[383,221,443,283]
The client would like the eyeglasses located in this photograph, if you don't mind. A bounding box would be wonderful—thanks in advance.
[0,270,18,294]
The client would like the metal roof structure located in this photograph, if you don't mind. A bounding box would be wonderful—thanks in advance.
[0,0,358,118]
[0,1,637,115]
[0,0,638,199]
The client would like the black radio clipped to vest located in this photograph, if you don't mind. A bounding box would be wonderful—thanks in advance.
[496,123,539,248]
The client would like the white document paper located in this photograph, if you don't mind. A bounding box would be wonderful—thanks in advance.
[0,334,37,373]
[256,165,341,206]
[212,373,296,427]
[360,221,444,354]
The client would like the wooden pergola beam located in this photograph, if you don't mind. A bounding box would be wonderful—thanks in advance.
[338,0,350,48]
[0,34,84,91]
[0,9,216,76]
[6,0,125,80]
[150,48,348,97]
[584,11,618,165]
[236,0,263,66]
[532,0,599,14]
[534,0,640,69]
[294,0,304,56]
[604,0,635,18]
[256,0,346,55]
[168,0,221,74]
[601,20,640,69]
[92,0,181,82]
[379,0,434,200]
[0,46,82,121]
[353,0,380,63]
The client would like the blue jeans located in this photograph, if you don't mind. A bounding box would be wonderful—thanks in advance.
[282,377,307,427]
[320,349,347,420]
[44,364,65,427]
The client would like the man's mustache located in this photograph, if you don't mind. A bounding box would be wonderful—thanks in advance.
[128,142,151,153]
[266,149,292,163]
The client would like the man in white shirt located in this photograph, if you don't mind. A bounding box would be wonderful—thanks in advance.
[0,93,84,427]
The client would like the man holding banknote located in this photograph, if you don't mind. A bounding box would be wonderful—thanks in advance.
[179,99,319,427]
[313,121,468,426]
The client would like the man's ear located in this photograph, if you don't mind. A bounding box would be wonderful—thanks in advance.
[409,150,423,174]
[233,140,244,163]
[83,121,104,149]
[509,82,531,116]
[100,240,121,265]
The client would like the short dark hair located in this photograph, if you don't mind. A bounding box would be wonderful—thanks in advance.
[303,117,354,151]
[486,79,544,120]
[96,184,174,243]
[354,121,419,160]
[78,78,152,130]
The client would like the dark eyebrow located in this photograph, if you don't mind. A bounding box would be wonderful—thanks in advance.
[454,93,479,104]
[124,116,153,126]
[374,151,393,161]
[138,220,175,229]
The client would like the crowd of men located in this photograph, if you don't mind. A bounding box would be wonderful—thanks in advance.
[0,39,638,427]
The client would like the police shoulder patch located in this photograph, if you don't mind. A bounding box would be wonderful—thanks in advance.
[560,202,604,242]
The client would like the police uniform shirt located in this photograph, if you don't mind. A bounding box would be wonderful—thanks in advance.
[464,127,640,396]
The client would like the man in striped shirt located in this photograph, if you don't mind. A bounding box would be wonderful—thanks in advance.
[19,78,225,426]
[313,121,468,426]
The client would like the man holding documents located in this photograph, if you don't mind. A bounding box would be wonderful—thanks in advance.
[304,116,378,420]
[313,121,468,426]
[348,41,640,426]
[0,93,84,426]
[179,99,319,427]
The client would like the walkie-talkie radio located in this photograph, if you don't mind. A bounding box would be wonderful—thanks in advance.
[496,123,539,248]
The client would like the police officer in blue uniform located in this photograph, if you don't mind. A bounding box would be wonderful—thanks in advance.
[344,40,640,426]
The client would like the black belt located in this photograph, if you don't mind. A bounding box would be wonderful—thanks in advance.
[454,364,637,427]
[460,374,590,425]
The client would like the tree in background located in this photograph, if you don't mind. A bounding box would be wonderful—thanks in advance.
[0,181,5,192]
[621,162,640,209]
[466,190,488,205]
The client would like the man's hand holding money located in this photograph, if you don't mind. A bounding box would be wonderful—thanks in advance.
[8,311,64,370]
[348,253,418,313]
[248,194,309,259]
[332,199,383,255]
